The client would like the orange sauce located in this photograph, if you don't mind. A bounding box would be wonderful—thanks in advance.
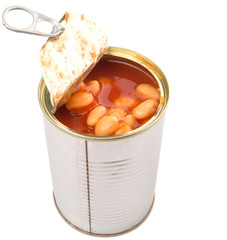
[54,55,160,135]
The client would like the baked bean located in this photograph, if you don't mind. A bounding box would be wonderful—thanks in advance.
[124,114,137,128]
[132,99,159,119]
[95,116,119,136]
[65,91,94,110]
[73,82,85,93]
[85,80,100,95]
[113,97,136,109]
[78,81,85,89]
[87,105,107,127]
[136,83,160,100]
[114,123,132,135]
[106,108,125,120]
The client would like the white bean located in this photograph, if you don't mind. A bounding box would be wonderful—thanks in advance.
[106,108,126,120]
[124,114,137,128]
[86,80,101,95]
[95,116,119,136]
[87,106,107,127]
[132,99,159,119]
[114,97,136,109]
[65,91,94,110]
[114,123,132,135]
[136,83,160,100]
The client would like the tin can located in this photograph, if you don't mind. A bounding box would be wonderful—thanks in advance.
[38,47,169,236]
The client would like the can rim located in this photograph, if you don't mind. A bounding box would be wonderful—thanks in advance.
[38,46,169,141]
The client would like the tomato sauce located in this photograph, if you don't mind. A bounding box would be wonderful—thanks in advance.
[54,55,160,135]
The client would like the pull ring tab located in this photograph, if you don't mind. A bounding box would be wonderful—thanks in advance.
[2,5,64,37]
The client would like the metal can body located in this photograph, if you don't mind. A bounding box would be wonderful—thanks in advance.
[38,47,169,236]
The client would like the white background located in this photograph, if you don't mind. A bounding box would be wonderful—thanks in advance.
[0,0,227,239]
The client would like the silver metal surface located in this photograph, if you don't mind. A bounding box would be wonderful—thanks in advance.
[38,47,169,236]
[86,117,164,234]
[44,113,164,235]
[2,5,64,37]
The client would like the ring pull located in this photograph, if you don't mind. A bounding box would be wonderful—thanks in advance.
[2,5,64,37]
